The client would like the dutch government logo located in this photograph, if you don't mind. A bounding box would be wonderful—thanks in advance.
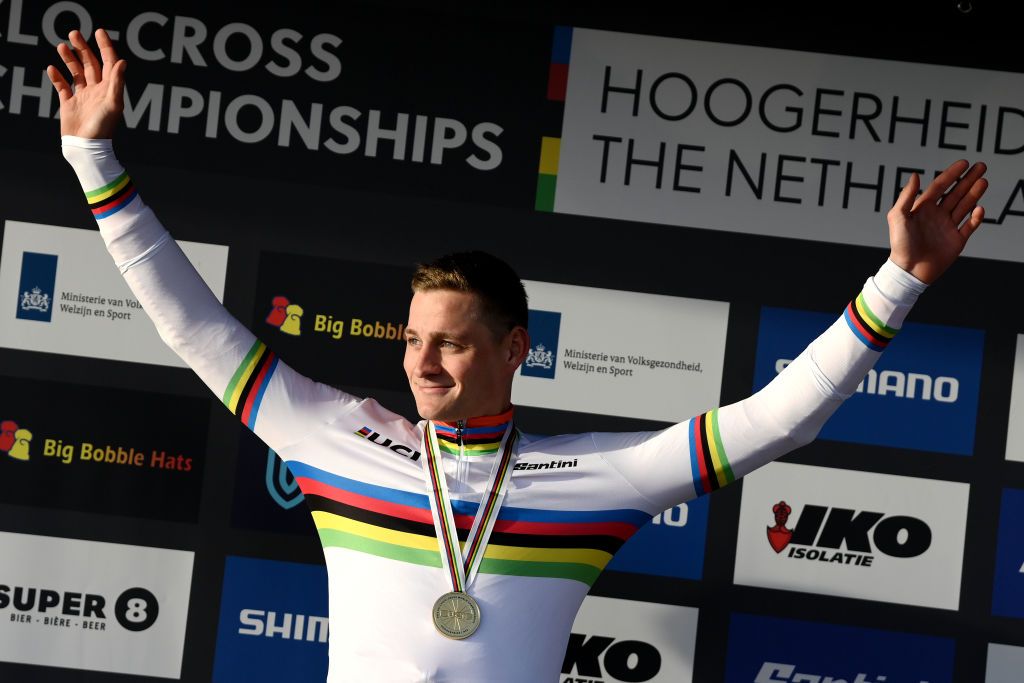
[265,449,305,510]
[266,296,303,336]
[521,309,561,379]
[0,420,31,460]
[763,500,931,567]
[16,252,58,323]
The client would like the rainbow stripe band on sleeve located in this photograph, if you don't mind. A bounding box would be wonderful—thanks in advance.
[844,292,897,352]
[222,340,279,429]
[85,171,138,219]
[689,409,734,497]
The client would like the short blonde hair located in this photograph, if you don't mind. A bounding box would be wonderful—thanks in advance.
[411,251,528,337]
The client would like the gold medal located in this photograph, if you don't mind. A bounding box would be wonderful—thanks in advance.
[432,591,480,640]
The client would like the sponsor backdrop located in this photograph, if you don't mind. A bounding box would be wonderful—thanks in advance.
[0,220,228,367]
[0,2,1020,681]
[725,613,955,683]
[0,531,194,678]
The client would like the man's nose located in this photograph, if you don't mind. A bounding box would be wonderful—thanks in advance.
[415,346,442,376]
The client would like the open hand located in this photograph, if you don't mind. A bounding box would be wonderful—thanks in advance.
[46,28,126,139]
[887,160,988,284]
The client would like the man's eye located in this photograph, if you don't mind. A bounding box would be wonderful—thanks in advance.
[406,337,421,347]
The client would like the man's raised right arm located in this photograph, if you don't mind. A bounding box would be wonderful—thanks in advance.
[49,29,359,452]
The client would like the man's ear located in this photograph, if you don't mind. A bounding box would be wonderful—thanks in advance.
[506,326,530,368]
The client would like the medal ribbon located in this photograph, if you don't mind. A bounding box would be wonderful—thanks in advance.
[421,421,518,593]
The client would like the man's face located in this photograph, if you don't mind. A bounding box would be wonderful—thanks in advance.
[403,289,522,421]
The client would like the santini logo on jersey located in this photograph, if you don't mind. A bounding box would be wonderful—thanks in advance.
[766,500,931,567]
[515,458,578,471]
[776,360,959,402]
[355,427,420,461]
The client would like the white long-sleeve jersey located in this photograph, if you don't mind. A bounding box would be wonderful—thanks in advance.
[62,136,924,682]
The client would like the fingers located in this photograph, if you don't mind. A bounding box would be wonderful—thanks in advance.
[941,161,987,212]
[95,28,120,77]
[45,65,72,102]
[950,174,989,226]
[110,59,127,110]
[891,172,920,217]
[960,205,985,243]
[69,30,101,85]
[916,159,970,207]
[56,41,86,90]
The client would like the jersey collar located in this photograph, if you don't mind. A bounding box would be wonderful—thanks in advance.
[432,407,514,457]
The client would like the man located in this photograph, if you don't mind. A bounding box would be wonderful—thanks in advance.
[48,28,987,682]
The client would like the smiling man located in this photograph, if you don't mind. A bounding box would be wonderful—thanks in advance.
[49,28,988,682]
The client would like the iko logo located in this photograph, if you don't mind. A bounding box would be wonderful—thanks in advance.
[265,449,304,510]
[521,309,561,379]
[16,252,58,323]
[1,420,31,460]
[1,584,159,632]
[562,633,661,682]
[355,426,421,461]
[765,500,931,566]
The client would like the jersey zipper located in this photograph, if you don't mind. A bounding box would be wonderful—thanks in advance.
[456,419,466,491]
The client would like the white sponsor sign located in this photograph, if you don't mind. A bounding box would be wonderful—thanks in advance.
[1006,335,1024,462]
[0,220,228,366]
[555,28,1024,262]
[512,279,728,422]
[0,531,194,678]
[567,596,697,683]
[987,643,1024,683]
[734,462,968,609]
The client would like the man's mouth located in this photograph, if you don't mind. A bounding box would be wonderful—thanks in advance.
[417,385,453,394]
